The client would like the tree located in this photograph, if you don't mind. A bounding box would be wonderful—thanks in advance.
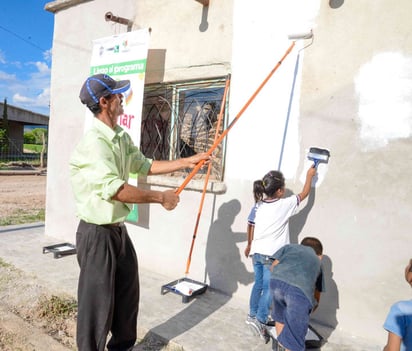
[31,128,48,168]
[0,128,7,154]
[24,132,36,144]
[1,98,9,153]
[2,98,9,135]
[32,128,48,145]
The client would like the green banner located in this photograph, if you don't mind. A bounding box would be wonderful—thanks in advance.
[90,59,147,76]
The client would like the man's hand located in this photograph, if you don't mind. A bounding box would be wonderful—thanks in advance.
[185,152,212,169]
[161,190,180,210]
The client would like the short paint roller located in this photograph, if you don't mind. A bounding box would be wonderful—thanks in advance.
[307,147,330,168]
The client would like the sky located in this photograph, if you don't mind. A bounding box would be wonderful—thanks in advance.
[0,1,54,116]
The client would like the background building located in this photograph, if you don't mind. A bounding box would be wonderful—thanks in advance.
[0,101,48,158]
[44,0,412,347]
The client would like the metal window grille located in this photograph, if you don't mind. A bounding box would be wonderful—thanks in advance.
[140,77,228,181]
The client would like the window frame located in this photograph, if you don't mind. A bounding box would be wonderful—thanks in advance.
[138,77,229,194]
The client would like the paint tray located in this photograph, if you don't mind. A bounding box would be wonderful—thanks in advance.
[161,277,208,303]
[42,243,76,259]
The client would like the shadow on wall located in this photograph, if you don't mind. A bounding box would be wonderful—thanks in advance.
[287,187,340,341]
[288,187,316,244]
[146,49,166,83]
[198,3,209,32]
[205,199,254,294]
[310,254,339,341]
[329,0,344,9]
[149,199,253,347]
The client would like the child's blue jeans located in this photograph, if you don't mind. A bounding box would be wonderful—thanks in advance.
[271,279,312,351]
[249,253,273,323]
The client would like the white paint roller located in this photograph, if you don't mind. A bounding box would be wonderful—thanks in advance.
[288,29,314,40]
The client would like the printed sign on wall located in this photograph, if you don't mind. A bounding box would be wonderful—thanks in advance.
[86,29,150,222]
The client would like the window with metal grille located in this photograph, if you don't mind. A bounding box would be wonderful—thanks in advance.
[140,77,228,182]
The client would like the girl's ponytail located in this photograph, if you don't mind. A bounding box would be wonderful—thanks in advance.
[253,180,265,202]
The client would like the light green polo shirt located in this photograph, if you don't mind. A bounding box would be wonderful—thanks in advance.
[69,118,152,225]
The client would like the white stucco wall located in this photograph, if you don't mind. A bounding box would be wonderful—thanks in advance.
[45,0,233,244]
[45,0,412,347]
[297,0,412,345]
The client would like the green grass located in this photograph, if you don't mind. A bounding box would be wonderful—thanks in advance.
[0,258,12,268]
[37,294,78,320]
[0,209,45,226]
[0,159,43,168]
[23,144,44,153]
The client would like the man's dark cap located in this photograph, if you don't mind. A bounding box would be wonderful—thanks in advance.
[79,74,130,107]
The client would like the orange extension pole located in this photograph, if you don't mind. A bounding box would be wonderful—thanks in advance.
[175,40,296,195]
[184,75,231,275]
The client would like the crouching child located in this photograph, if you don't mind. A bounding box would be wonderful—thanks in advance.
[270,237,325,351]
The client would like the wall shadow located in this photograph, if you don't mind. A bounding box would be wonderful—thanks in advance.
[198,4,209,32]
[284,187,339,344]
[146,49,166,83]
[329,0,344,9]
[310,254,339,343]
[148,199,253,349]
[205,199,254,293]
[288,186,316,244]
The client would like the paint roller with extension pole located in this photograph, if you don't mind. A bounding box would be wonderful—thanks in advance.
[278,29,314,170]
[175,29,314,194]
[288,30,314,41]
[160,30,315,303]
[307,147,330,168]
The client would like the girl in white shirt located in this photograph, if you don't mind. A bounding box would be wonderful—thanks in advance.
[245,167,316,341]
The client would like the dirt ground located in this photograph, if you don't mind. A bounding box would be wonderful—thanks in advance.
[0,174,174,351]
[0,174,69,350]
[0,174,47,219]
